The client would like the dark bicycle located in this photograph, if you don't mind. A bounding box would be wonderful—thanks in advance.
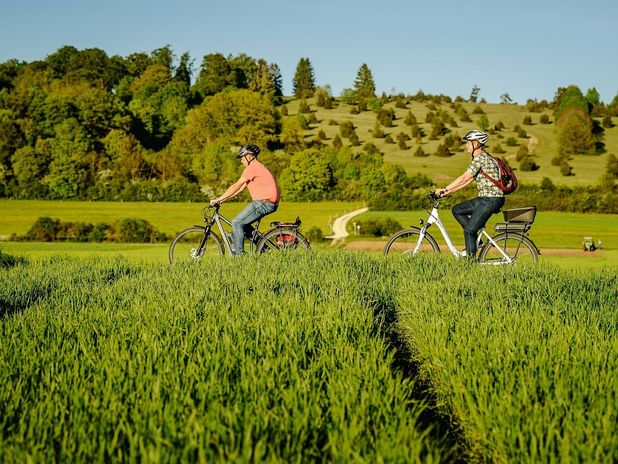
[169,204,310,263]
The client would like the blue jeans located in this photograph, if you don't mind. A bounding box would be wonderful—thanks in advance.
[452,197,505,258]
[231,200,278,254]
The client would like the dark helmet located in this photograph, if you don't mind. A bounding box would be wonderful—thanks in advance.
[237,144,260,158]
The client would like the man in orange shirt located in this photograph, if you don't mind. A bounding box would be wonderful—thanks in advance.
[210,144,280,254]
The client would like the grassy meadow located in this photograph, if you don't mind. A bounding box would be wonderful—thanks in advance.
[1,251,616,462]
[0,199,363,239]
[1,199,616,267]
[285,98,617,187]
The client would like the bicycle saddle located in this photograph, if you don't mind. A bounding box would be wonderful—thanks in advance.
[270,217,301,228]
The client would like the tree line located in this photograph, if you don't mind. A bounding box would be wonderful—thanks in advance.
[0,45,408,202]
[0,45,617,211]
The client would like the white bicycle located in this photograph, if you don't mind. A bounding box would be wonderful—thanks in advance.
[383,192,540,264]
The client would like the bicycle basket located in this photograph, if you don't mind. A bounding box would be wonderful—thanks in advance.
[502,206,536,223]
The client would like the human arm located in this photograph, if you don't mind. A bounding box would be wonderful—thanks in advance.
[210,176,249,205]
[435,171,474,197]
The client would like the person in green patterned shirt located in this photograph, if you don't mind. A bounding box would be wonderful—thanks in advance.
[435,130,505,259]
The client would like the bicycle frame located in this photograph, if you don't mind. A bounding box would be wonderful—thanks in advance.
[418,200,513,262]
[205,206,265,256]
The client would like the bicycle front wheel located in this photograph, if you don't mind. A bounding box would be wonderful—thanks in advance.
[169,227,225,263]
[256,228,311,253]
[478,233,538,265]
[384,228,440,256]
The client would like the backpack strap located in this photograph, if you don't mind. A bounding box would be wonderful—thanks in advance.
[479,155,501,187]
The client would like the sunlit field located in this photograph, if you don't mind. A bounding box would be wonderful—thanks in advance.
[1,200,616,267]
[287,98,618,187]
[1,251,616,461]
[0,199,363,238]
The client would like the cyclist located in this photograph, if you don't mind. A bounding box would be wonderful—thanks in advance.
[435,130,505,259]
[210,144,280,254]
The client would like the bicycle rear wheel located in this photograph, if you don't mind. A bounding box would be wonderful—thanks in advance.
[478,233,538,265]
[384,228,440,256]
[169,227,224,263]
[256,228,310,253]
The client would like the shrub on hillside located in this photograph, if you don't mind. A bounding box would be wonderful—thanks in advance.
[516,145,529,161]
[601,114,614,128]
[404,111,417,126]
[377,108,395,127]
[298,100,311,114]
[505,136,518,147]
[492,143,506,154]
[560,161,574,176]
[339,121,355,138]
[414,146,428,157]
[349,132,361,147]
[372,122,385,138]
[519,156,539,171]
[434,143,452,157]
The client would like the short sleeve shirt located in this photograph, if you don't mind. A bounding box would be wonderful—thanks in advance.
[466,152,504,198]
[242,160,280,204]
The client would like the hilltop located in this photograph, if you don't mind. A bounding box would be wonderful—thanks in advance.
[284,97,617,187]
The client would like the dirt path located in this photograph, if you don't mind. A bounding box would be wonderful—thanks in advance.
[528,134,539,153]
[344,240,599,257]
[327,207,369,242]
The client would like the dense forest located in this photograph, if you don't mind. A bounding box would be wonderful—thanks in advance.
[1,45,617,211]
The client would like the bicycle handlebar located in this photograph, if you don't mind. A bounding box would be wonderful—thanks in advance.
[428,191,441,202]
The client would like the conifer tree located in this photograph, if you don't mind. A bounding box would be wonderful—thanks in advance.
[332,134,343,149]
[354,63,376,100]
[293,58,316,98]
[174,52,193,86]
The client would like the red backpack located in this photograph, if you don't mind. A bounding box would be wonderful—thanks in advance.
[481,155,518,194]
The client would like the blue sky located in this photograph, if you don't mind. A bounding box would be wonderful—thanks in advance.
[1,0,616,103]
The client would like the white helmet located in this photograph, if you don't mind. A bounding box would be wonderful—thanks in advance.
[463,130,489,145]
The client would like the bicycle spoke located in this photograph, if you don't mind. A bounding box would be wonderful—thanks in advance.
[169,228,224,263]
[479,234,538,265]
[384,229,440,256]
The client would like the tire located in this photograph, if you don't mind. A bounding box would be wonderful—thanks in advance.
[169,227,225,264]
[256,227,311,253]
[383,227,440,256]
[478,233,538,265]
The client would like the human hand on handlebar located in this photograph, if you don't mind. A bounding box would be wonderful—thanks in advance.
[435,188,449,197]
[210,198,221,206]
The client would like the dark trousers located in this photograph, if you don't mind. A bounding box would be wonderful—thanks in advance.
[452,197,505,257]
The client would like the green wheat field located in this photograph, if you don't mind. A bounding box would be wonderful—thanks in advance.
[1,252,616,462]
[1,199,617,461]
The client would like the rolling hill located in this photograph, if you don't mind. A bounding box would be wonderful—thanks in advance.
[284,97,616,187]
